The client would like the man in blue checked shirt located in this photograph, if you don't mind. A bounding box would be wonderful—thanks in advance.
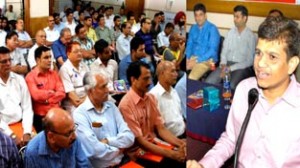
[74,72,134,168]
[186,3,220,80]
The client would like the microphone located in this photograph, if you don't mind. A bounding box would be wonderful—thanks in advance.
[233,88,259,168]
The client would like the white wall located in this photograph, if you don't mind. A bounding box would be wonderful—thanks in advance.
[30,0,49,17]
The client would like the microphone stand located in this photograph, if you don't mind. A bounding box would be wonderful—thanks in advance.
[233,89,259,168]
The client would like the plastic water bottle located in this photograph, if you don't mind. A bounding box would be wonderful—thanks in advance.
[222,67,232,110]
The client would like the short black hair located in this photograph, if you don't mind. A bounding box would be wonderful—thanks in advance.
[75,24,84,34]
[154,12,160,18]
[65,8,73,17]
[268,9,284,17]
[194,3,206,13]
[94,39,109,54]
[5,31,18,44]
[35,46,51,60]
[114,15,121,22]
[234,5,248,17]
[127,11,135,21]
[53,12,59,18]
[165,22,174,30]
[97,14,104,22]
[141,17,150,27]
[0,46,10,55]
[84,16,92,20]
[126,61,150,86]
[130,36,145,52]
[258,16,300,59]
[121,22,130,32]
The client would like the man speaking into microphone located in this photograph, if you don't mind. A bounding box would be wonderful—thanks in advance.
[187,16,300,168]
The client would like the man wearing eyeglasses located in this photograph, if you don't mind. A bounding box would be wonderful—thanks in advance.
[0,46,33,147]
[74,72,134,167]
[24,108,90,167]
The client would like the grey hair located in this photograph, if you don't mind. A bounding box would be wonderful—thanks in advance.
[60,27,71,37]
[83,72,108,91]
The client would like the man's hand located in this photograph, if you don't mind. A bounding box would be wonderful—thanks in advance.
[100,138,108,144]
[170,150,186,162]
[22,133,31,146]
[187,160,204,168]
[187,57,197,70]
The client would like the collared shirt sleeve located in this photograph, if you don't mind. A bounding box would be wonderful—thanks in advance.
[25,72,54,103]
[106,105,134,148]
[51,41,63,60]
[157,32,164,48]
[59,66,75,93]
[118,103,143,138]
[0,133,21,168]
[116,35,127,59]
[199,80,246,167]
[118,60,128,83]
[19,76,34,134]
[48,71,66,104]
[220,31,230,66]
[74,109,120,160]
[229,32,256,71]
[185,25,196,58]
[201,25,220,63]
[74,139,90,168]
[27,47,36,69]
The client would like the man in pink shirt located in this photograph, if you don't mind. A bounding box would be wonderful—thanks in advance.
[25,46,65,132]
[187,16,300,168]
[119,61,186,168]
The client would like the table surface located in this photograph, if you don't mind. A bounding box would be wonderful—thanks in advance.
[187,79,230,145]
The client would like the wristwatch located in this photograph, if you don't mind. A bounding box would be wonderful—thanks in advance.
[10,134,17,139]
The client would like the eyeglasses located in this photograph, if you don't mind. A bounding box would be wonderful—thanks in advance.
[48,20,54,22]
[50,123,78,138]
[0,58,12,64]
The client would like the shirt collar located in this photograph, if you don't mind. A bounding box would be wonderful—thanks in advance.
[0,72,16,85]
[84,96,111,113]
[128,88,149,105]
[281,75,300,107]
[38,132,56,156]
[155,82,168,96]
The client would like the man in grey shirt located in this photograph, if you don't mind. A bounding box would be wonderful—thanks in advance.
[205,5,256,89]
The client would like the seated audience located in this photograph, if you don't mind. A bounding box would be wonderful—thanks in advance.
[84,16,98,43]
[186,3,220,80]
[73,24,96,67]
[25,46,65,132]
[59,42,89,113]
[53,12,65,33]
[174,11,186,38]
[157,22,174,52]
[0,46,33,146]
[119,61,186,168]
[205,5,256,90]
[44,15,60,46]
[116,22,133,61]
[15,18,33,57]
[0,131,20,167]
[74,72,134,167]
[5,31,28,75]
[95,14,115,49]
[52,28,72,67]
[24,108,90,167]
[27,30,56,70]
[149,61,185,137]
[64,9,77,36]
[90,39,118,93]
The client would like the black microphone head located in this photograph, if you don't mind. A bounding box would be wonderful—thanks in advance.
[248,88,259,106]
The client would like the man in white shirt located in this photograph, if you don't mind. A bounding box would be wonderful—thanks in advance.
[64,9,77,36]
[27,30,56,70]
[205,5,256,89]
[0,18,7,46]
[149,61,185,137]
[116,22,133,61]
[90,39,118,92]
[44,15,60,46]
[4,5,17,21]
[157,22,175,51]
[104,6,114,29]
[59,42,89,113]
[0,46,33,146]
[15,18,33,57]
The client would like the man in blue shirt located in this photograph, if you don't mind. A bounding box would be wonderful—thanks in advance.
[52,28,72,67]
[186,3,220,80]
[119,36,154,85]
[0,129,20,168]
[74,72,135,168]
[24,108,90,168]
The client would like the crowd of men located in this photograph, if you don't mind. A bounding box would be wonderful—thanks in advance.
[0,3,187,168]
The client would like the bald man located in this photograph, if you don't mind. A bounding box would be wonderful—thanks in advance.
[149,61,185,137]
[24,108,90,168]
[27,29,56,70]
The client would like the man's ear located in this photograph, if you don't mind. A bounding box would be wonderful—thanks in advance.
[288,56,300,75]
